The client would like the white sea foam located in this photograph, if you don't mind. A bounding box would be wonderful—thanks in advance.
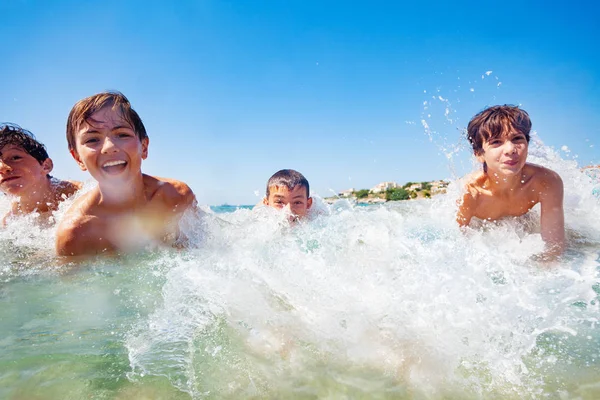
[123,143,600,398]
[1,149,599,399]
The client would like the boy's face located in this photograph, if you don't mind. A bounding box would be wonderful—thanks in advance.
[263,185,312,219]
[478,131,528,176]
[71,106,148,185]
[0,144,52,197]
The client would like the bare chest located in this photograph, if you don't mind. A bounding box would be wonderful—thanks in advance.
[90,205,180,252]
[473,188,539,221]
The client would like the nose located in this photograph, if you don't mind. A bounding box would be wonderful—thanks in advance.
[101,136,118,154]
[503,140,516,154]
[0,159,12,173]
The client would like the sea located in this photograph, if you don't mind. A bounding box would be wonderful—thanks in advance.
[1,141,599,399]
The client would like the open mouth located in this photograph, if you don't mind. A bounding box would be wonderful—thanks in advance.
[102,160,127,173]
[0,176,20,184]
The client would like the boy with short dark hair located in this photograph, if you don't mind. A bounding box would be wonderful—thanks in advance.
[55,91,196,256]
[261,169,312,221]
[457,105,565,255]
[0,123,81,223]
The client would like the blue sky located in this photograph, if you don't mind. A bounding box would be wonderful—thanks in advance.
[1,1,598,205]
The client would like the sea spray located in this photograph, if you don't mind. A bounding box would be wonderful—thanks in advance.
[0,150,598,399]
[124,153,600,398]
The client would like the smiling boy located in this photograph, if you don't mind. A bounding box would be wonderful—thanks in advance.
[261,169,312,221]
[457,105,565,255]
[55,91,196,256]
[0,123,81,224]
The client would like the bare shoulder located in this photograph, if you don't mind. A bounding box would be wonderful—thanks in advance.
[68,180,84,191]
[55,192,102,256]
[144,175,196,211]
[457,172,485,226]
[55,179,83,199]
[462,171,487,198]
[525,163,563,189]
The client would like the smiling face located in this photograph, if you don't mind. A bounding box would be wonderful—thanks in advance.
[263,185,312,218]
[478,131,529,177]
[70,106,149,185]
[0,144,52,197]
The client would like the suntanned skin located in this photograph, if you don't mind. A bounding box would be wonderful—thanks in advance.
[457,131,565,256]
[261,185,312,221]
[0,144,81,225]
[55,106,195,257]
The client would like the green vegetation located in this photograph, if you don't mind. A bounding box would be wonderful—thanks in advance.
[326,180,448,204]
[386,187,410,201]
[354,189,370,199]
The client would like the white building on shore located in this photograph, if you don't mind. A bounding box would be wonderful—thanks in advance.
[338,188,355,197]
[371,181,400,193]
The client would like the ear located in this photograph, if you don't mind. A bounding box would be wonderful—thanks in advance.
[262,196,269,206]
[475,152,485,164]
[41,158,54,174]
[307,197,313,209]
[70,148,87,171]
[141,137,149,160]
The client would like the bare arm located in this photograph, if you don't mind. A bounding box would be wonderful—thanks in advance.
[457,193,473,226]
[55,194,111,257]
[539,171,565,256]
[457,183,479,227]
[55,216,104,257]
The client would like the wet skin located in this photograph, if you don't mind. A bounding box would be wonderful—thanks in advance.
[457,132,565,255]
[263,185,312,221]
[0,144,80,222]
[55,106,196,257]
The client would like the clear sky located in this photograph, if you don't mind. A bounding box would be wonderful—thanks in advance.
[1,1,598,205]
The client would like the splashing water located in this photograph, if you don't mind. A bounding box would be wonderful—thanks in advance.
[1,142,599,399]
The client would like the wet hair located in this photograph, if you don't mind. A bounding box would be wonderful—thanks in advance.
[467,105,531,156]
[0,123,49,164]
[266,169,310,198]
[66,91,148,152]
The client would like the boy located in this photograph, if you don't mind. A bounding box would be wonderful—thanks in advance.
[457,105,565,255]
[0,123,81,224]
[55,91,196,256]
[261,169,312,221]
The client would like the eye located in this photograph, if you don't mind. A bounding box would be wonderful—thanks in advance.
[9,155,22,161]
[84,138,99,144]
[294,201,304,205]
[488,139,502,146]
[118,132,133,138]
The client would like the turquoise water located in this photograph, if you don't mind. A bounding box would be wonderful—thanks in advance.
[210,205,254,213]
[1,143,600,399]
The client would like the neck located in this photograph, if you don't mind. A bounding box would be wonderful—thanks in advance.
[97,173,147,210]
[484,171,523,194]
[12,178,56,214]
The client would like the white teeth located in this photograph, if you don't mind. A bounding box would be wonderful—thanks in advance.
[103,160,126,168]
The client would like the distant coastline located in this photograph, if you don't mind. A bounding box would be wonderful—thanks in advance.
[324,180,449,205]
[209,180,450,210]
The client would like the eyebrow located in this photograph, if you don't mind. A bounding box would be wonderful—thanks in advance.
[0,146,26,155]
[80,125,132,135]
[111,125,132,131]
